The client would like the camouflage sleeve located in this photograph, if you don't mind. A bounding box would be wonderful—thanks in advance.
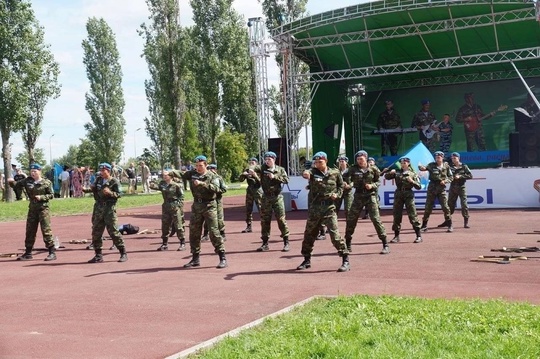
[43,180,54,201]
[411,172,422,190]
[371,166,381,190]
[169,170,187,180]
[462,165,473,180]
[384,171,396,180]
[251,165,262,184]
[276,167,289,184]
[334,171,344,199]
[149,181,160,190]
[444,163,453,184]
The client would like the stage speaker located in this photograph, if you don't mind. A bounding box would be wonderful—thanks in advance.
[509,132,520,167]
[267,137,288,168]
[518,123,540,167]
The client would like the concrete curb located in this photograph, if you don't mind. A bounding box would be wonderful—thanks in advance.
[165,295,334,359]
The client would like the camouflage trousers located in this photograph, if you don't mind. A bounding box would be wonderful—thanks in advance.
[335,190,353,219]
[301,203,348,257]
[464,129,486,152]
[422,183,451,222]
[91,203,125,250]
[345,193,387,241]
[203,198,225,235]
[391,189,421,232]
[448,184,469,219]
[189,201,225,255]
[260,194,290,241]
[245,187,262,225]
[161,201,185,241]
[439,134,452,153]
[25,205,54,249]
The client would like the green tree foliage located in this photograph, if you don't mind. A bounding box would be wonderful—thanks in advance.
[215,128,248,182]
[139,0,187,169]
[191,0,256,161]
[181,111,202,164]
[82,17,126,166]
[138,147,159,170]
[15,148,45,170]
[20,24,60,165]
[0,0,56,201]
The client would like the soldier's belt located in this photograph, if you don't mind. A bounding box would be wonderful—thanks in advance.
[193,198,213,203]
[97,201,116,206]
[313,200,335,206]
[166,199,180,203]
[396,187,413,191]
[263,192,281,197]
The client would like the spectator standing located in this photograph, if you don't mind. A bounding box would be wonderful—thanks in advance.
[71,166,84,198]
[13,168,28,200]
[139,161,151,194]
[59,165,70,198]
[125,163,137,194]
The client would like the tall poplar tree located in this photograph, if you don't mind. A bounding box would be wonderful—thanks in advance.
[82,17,126,166]
[1,0,58,201]
[140,0,186,169]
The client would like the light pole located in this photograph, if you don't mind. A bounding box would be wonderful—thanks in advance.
[134,128,141,159]
[49,134,55,166]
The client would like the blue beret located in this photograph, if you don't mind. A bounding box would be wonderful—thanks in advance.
[29,163,42,170]
[208,164,217,169]
[312,151,327,161]
[421,98,430,105]
[355,150,368,158]
[399,156,410,162]
[434,151,444,157]
[99,162,112,171]
[249,157,258,162]
[368,157,375,162]
[451,152,460,158]
[338,155,349,162]
[194,155,207,163]
[264,151,277,159]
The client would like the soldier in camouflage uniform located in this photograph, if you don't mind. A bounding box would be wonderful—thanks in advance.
[411,98,438,152]
[170,155,227,269]
[208,164,227,240]
[344,151,389,254]
[86,163,128,263]
[250,151,290,252]
[384,157,423,243]
[335,155,353,219]
[455,92,494,152]
[296,152,350,272]
[9,163,57,261]
[445,152,473,228]
[150,170,186,251]
[419,151,453,233]
[238,158,262,233]
[377,100,402,156]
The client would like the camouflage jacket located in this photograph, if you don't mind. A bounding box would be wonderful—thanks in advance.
[150,180,184,203]
[348,164,381,196]
[11,177,54,208]
[384,169,421,191]
[90,176,122,205]
[449,163,473,187]
[305,167,343,204]
[253,164,289,197]
[238,166,261,190]
[424,162,453,185]
[170,169,223,201]
[377,109,401,129]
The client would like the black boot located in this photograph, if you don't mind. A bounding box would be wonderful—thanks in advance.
[338,254,350,272]
[241,223,252,233]
[88,249,103,263]
[380,237,390,254]
[201,232,209,241]
[437,220,449,228]
[464,218,470,228]
[220,230,227,242]
[44,246,57,261]
[420,220,428,232]
[345,237,352,252]
[282,236,290,252]
[17,247,33,261]
[316,227,325,240]
[256,240,269,252]
[184,253,200,268]
[296,256,311,270]
[447,220,453,233]
[414,227,423,243]
[118,247,128,262]
[158,238,169,251]
[216,252,227,269]
[177,238,186,251]
[390,231,400,243]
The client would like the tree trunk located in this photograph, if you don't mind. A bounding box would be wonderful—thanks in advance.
[2,134,14,202]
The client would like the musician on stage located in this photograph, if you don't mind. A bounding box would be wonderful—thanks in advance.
[411,98,437,152]
[376,100,402,156]
[455,92,494,152]
[437,113,454,153]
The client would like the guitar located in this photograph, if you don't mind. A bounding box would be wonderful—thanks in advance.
[421,120,438,139]
[463,105,508,132]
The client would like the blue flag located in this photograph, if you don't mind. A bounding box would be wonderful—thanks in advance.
[399,142,434,190]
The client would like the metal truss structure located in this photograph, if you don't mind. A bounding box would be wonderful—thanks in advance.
[250,1,540,170]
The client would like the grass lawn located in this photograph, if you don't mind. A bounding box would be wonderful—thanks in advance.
[188,295,540,359]
[0,187,245,222]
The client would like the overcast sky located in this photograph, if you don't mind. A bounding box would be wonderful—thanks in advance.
[5,0,363,168]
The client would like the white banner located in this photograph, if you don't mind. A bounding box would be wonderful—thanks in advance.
[284,168,540,210]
